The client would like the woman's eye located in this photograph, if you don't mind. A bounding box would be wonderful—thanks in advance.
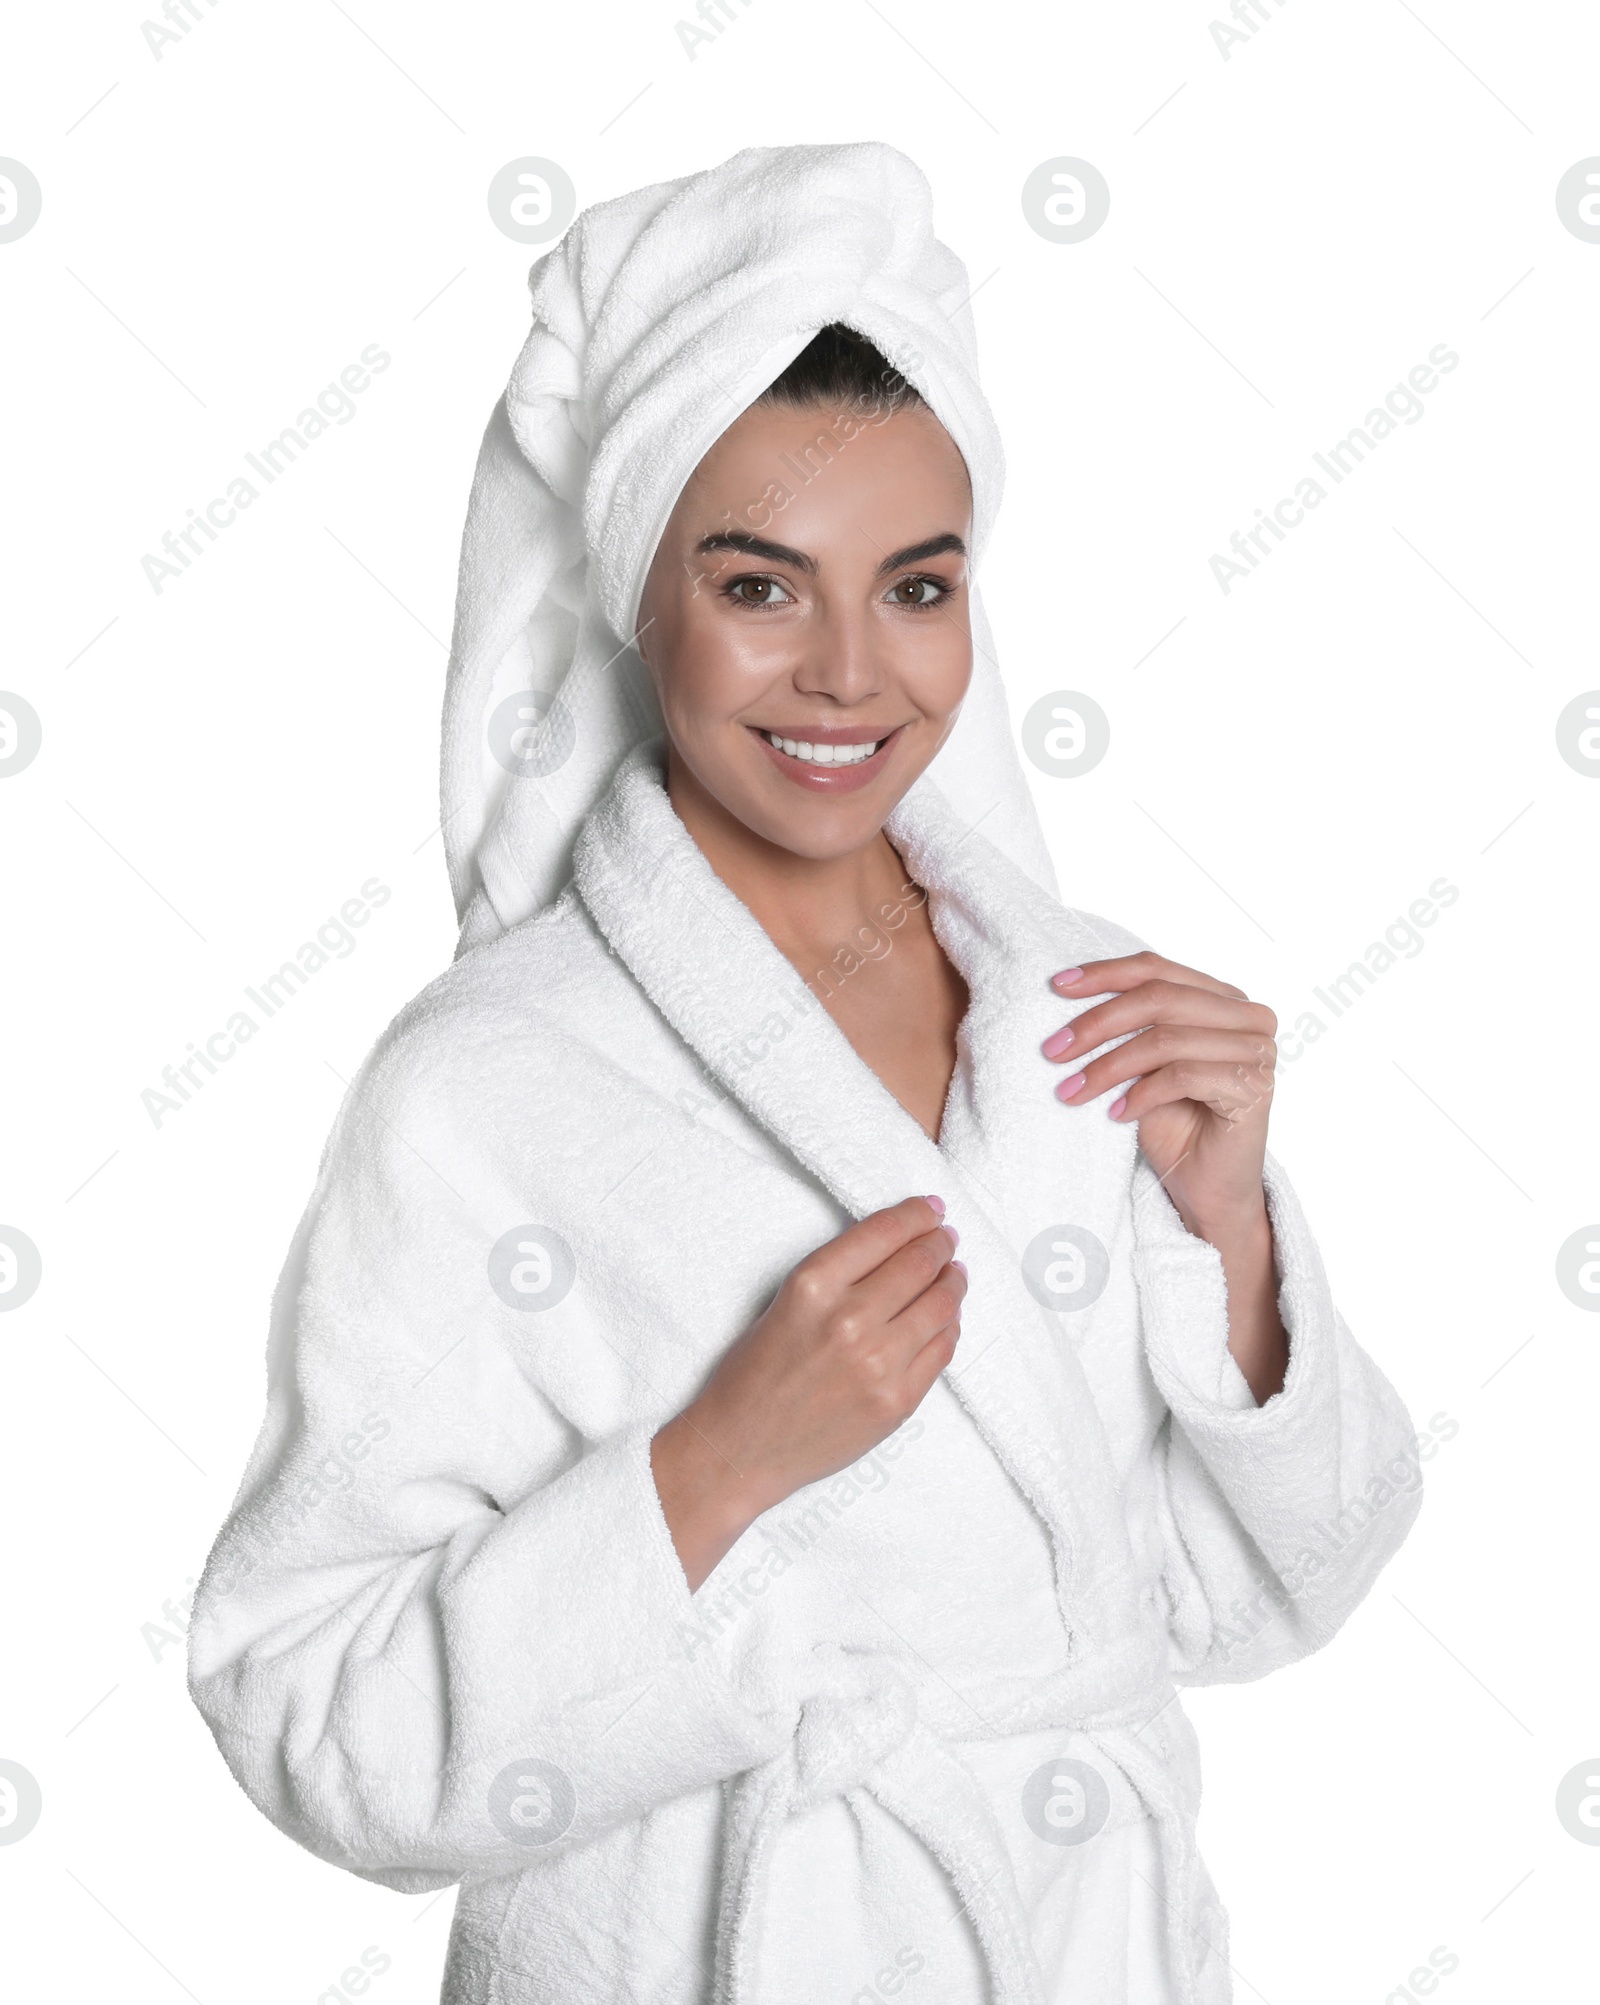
[890,575,949,609]
[727,575,794,608]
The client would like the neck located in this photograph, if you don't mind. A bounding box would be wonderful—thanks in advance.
[663,744,917,967]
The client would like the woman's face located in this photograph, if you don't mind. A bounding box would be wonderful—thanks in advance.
[636,396,975,861]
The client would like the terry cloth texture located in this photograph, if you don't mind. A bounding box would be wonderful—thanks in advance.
[189,739,1424,2002]
[189,141,1425,2004]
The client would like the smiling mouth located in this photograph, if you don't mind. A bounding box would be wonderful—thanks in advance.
[758,730,889,768]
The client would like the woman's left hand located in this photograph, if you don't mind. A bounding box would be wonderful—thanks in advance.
[1042,952,1278,1238]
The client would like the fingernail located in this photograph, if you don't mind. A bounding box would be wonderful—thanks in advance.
[1055,1073,1086,1099]
[951,1259,968,1277]
[1052,968,1084,989]
[924,1194,946,1216]
[1108,1096,1128,1120]
[1042,1026,1075,1059]
[945,1225,960,1250]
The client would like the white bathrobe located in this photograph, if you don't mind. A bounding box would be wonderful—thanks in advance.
[187,732,1424,2004]
[189,137,1423,2002]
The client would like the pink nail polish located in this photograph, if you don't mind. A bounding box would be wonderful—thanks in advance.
[924,1194,946,1217]
[1042,1026,1075,1059]
[1055,1073,1085,1099]
[1108,1096,1128,1120]
[1052,968,1084,989]
[945,1225,960,1250]
[951,1259,968,1277]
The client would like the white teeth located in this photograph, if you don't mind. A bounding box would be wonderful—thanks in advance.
[763,731,883,767]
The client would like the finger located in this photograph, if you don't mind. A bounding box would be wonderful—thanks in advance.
[1055,1027,1276,1105]
[1051,951,1250,1005]
[810,1195,950,1288]
[856,1228,966,1334]
[902,1316,962,1402]
[1045,981,1275,1064]
[1109,1058,1277,1125]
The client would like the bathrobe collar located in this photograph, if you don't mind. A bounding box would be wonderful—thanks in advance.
[572,738,1151,1673]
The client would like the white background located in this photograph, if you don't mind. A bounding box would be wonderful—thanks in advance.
[2,1,1597,1999]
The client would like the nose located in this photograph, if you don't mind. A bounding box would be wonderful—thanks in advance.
[789,588,884,708]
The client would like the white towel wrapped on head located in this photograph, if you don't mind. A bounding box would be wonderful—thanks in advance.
[440,139,1057,954]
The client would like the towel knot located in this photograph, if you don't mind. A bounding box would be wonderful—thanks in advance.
[789,1644,918,1809]
[713,1671,1211,2005]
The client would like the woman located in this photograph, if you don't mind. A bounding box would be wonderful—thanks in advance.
[189,142,1423,2004]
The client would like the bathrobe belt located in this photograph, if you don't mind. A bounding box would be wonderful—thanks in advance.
[711,1649,1204,2005]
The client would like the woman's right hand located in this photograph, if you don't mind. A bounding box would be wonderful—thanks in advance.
[649,1195,965,1593]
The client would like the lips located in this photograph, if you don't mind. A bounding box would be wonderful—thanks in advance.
[748,722,905,794]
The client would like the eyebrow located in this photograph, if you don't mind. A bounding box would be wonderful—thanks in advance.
[694,529,967,579]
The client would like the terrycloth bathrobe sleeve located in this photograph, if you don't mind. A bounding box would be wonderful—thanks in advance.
[186,1004,797,1892]
[1133,1147,1424,1686]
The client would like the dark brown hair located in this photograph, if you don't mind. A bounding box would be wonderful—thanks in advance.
[753,321,925,419]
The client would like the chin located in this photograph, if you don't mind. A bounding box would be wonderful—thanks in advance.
[739,790,893,861]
